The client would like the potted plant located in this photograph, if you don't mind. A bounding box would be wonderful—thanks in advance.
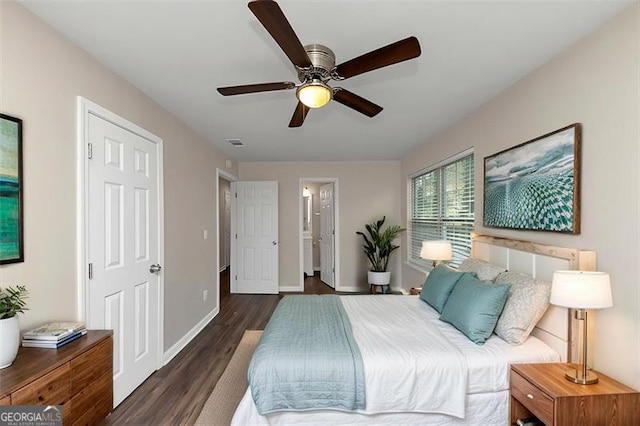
[356,216,406,291]
[0,285,28,369]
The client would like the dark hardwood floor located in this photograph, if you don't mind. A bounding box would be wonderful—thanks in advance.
[300,271,336,295]
[102,269,333,425]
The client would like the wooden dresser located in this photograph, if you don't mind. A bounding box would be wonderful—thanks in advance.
[0,330,113,425]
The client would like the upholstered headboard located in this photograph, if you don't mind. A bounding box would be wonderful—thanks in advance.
[471,233,596,362]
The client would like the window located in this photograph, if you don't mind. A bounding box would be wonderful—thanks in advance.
[409,150,474,268]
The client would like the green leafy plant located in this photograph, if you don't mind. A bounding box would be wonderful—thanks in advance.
[356,216,406,272]
[0,285,29,319]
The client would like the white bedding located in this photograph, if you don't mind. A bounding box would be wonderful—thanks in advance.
[341,295,468,417]
[231,295,560,425]
[233,389,510,425]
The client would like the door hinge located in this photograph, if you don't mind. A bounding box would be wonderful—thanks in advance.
[235,275,237,281]
[88,263,93,280]
[235,192,237,198]
[332,229,335,235]
[87,143,93,159]
[235,233,237,239]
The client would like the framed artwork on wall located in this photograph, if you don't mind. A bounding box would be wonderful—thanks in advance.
[483,123,581,234]
[0,114,24,264]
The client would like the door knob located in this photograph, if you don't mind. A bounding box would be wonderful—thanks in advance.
[150,264,162,273]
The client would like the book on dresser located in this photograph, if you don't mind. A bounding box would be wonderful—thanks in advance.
[22,321,87,348]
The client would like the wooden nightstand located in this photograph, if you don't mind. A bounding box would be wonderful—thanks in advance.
[510,363,640,426]
[410,287,421,295]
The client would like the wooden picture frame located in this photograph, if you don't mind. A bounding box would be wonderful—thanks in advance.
[483,123,581,234]
[0,114,24,263]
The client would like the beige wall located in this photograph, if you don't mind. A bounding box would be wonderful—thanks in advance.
[239,162,402,292]
[401,5,640,389]
[0,3,237,352]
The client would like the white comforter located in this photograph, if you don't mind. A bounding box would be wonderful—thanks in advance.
[340,295,468,417]
[231,295,560,426]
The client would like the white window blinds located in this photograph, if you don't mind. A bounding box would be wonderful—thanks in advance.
[409,152,474,268]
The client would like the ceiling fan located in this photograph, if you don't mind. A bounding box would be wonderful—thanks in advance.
[217,0,422,127]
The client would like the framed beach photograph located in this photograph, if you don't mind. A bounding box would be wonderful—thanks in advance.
[0,114,24,263]
[483,123,581,234]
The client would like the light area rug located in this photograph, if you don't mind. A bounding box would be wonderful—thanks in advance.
[196,330,262,426]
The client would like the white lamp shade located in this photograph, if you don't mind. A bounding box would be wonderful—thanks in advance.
[420,240,452,261]
[550,270,613,309]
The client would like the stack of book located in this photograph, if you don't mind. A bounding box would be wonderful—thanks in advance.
[22,321,87,348]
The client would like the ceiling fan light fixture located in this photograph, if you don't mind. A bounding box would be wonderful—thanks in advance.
[297,80,332,108]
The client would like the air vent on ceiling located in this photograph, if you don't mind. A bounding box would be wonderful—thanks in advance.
[226,139,243,147]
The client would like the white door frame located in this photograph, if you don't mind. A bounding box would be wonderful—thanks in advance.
[216,169,237,306]
[76,97,165,369]
[298,178,340,291]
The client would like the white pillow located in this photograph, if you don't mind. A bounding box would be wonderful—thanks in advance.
[493,271,551,345]
[457,258,506,282]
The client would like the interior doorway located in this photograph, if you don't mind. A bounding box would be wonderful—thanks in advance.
[216,169,236,307]
[299,178,339,292]
[218,177,231,272]
[78,97,164,407]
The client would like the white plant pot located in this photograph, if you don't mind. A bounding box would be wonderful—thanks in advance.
[368,271,391,285]
[0,316,20,369]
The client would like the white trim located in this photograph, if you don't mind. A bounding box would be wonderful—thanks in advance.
[408,146,474,178]
[163,307,219,365]
[298,178,340,292]
[337,286,363,293]
[76,96,165,369]
[216,169,238,308]
[279,285,301,293]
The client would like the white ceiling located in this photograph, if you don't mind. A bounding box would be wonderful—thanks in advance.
[22,1,632,162]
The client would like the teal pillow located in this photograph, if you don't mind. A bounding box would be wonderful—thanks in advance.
[439,274,511,344]
[420,264,468,313]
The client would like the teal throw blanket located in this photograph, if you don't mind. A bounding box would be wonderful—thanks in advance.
[248,295,365,414]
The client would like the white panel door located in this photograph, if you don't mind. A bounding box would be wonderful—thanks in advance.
[87,113,160,407]
[319,183,335,288]
[232,181,279,294]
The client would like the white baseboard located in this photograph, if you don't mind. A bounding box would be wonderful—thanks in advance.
[336,286,365,293]
[163,306,219,366]
[336,285,407,294]
[279,285,302,292]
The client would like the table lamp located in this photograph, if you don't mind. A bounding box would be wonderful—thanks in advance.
[420,240,452,268]
[550,270,612,385]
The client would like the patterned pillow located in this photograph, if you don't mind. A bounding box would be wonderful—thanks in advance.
[493,271,551,345]
[457,258,506,282]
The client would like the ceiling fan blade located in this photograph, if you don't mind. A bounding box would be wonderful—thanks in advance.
[289,102,310,127]
[334,36,421,79]
[333,89,383,118]
[217,81,296,96]
[248,0,312,69]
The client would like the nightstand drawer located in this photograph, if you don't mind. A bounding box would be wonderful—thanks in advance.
[511,370,554,426]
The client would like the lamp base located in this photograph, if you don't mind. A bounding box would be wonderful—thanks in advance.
[565,367,599,385]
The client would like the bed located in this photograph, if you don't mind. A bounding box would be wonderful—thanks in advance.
[231,234,596,425]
